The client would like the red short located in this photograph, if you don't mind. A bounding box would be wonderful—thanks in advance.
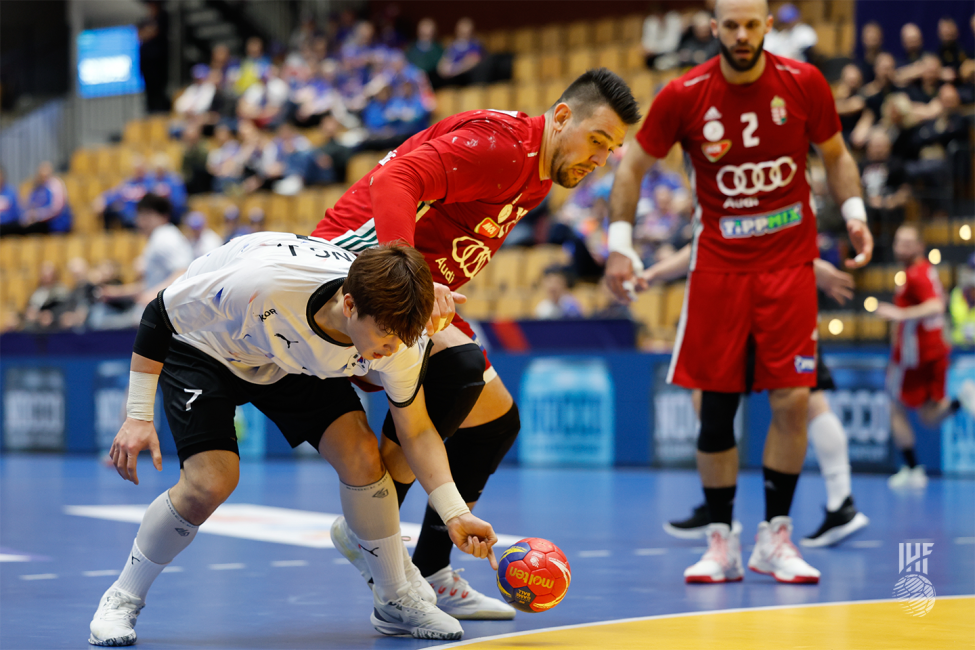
[668,262,818,393]
[887,356,948,408]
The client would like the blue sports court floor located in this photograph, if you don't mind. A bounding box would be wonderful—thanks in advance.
[2,454,973,649]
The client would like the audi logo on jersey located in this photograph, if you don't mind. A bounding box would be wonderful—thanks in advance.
[716,157,797,197]
[451,236,493,279]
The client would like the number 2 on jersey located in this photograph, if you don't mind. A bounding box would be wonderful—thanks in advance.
[741,113,759,148]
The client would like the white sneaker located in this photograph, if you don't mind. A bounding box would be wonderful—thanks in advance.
[330,516,436,605]
[957,380,975,418]
[684,523,744,583]
[427,565,516,619]
[371,589,464,640]
[88,583,144,646]
[747,516,820,584]
[888,465,928,489]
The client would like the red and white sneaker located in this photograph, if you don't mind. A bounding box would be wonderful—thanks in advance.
[684,523,744,583]
[427,566,515,620]
[747,516,820,584]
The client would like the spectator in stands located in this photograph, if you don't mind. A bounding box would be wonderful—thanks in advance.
[291,59,352,128]
[245,206,266,234]
[880,92,923,164]
[764,3,817,63]
[22,161,71,235]
[534,266,584,320]
[87,260,137,331]
[264,122,314,195]
[237,65,290,130]
[937,17,968,82]
[896,23,929,83]
[406,18,443,77]
[180,123,212,196]
[207,124,243,193]
[98,194,193,312]
[950,259,975,346]
[222,205,247,241]
[834,64,866,142]
[850,52,898,149]
[22,261,69,332]
[634,185,686,266]
[235,36,271,96]
[907,54,945,109]
[185,211,223,259]
[290,14,319,52]
[97,155,150,230]
[860,129,909,246]
[915,83,969,202]
[676,11,717,68]
[642,6,682,70]
[236,120,277,193]
[0,165,22,237]
[309,115,349,185]
[436,17,484,87]
[210,43,239,93]
[59,257,96,330]
[173,64,219,133]
[148,154,187,223]
[858,21,886,84]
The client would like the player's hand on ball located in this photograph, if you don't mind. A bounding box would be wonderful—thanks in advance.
[426,282,466,335]
[845,219,874,269]
[447,513,499,570]
[110,418,163,485]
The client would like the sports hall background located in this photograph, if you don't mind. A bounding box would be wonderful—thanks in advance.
[1,1,973,649]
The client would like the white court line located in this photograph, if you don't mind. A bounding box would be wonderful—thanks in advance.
[83,570,120,577]
[635,548,667,556]
[956,537,975,544]
[162,566,183,573]
[333,558,351,565]
[849,540,883,548]
[419,594,975,649]
[0,554,31,562]
[208,563,246,570]
[271,560,309,567]
[20,574,58,581]
[578,550,611,558]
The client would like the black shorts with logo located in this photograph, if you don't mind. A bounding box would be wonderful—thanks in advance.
[744,343,835,394]
[159,340,364,466]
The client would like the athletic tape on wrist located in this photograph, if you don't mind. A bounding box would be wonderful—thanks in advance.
[607,221,645,274]
[127,371,159,421]
[428,482,470,524]
[841,197,867,222]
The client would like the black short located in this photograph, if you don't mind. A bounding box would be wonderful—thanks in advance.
[744,343,834,394]
[159,340,364,466]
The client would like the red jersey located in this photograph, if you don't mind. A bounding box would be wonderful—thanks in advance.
[636,52,841,273]
[892,259,948,367]
[312,110,551,289]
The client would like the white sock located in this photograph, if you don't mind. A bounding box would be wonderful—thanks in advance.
[809,411,852,511]
[358,532,410,602]
[115,539,166,600]
[136,491,199,564]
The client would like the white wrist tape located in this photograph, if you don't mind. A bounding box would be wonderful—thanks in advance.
[841,197,867,222]
[608,221,644,274]
[126,371,159,421]
[428,482,470,524]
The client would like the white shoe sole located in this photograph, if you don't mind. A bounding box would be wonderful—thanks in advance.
[370,609,463,640]
[800,512,870,548]
[88,632,136,647]
[747,560,820,584]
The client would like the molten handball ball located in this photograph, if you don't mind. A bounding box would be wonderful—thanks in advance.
[496,538,571,613]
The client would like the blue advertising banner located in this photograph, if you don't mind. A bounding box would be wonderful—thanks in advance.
[77,25,144,98]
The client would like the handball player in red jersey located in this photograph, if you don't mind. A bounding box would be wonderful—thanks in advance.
[606,0,873,584]
[314,69,641,619]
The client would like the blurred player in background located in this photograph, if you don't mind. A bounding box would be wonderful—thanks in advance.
[643,247,870,547]
[313,68,641,618]
[876,224,975,489]
[605,0,873,584]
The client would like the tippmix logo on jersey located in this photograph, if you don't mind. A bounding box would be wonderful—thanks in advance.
[893,542,936,617]
[771,96,788,125]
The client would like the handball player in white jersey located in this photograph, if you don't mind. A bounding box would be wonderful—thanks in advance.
[88,232,497,645]
[605,0,873,584]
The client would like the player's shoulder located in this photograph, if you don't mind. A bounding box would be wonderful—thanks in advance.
[441,109,534,139]
[766,51,825,82]
[669,57,722,94]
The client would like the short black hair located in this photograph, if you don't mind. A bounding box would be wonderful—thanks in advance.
[555,68,642,125]
[136,193,172,218]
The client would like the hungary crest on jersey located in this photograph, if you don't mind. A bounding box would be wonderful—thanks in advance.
[771,96,788,125]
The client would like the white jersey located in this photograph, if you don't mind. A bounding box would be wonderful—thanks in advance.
[161,231,430,406]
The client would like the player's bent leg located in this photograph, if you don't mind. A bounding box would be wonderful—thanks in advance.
[802,391,869,547]
[90,450,237,647]
[888,399,927,489]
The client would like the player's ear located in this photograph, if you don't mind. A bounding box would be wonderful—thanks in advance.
[553,102,571,131]
[343,294,355,318]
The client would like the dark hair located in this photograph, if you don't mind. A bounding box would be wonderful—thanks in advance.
[555,68,642,125]
[345,244,434,348]
[136,193,172,218]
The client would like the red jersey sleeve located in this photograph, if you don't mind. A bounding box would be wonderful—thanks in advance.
[635,80,683,159]
[425,122,527,204]
[906,264,940,305]
[803,66,842,144]
[368,144,449,246]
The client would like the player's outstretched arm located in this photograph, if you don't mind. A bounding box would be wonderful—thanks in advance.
[606,143,658,302]
[389,389,498,568]
[111,352,164,485]
[815,132,874,269]
[640,244,692,287]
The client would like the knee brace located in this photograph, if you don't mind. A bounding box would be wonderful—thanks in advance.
[382,343,485,444]
[446,403,520,503]
[697,391,740,453]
